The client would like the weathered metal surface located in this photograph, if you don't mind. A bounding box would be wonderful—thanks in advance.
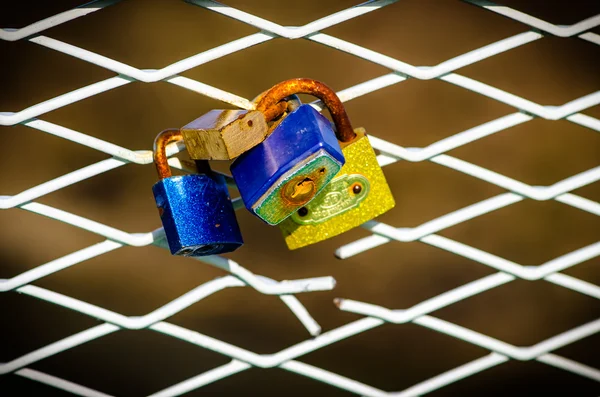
[181,109,269,160]
[154,128,183,180]
[256,78,357,142]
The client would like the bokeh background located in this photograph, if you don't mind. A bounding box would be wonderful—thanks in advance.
[1,0,599,395]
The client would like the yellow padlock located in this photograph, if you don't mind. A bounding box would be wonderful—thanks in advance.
[279,127,395,250]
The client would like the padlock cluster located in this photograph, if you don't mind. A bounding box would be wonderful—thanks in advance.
[152,78,395,257]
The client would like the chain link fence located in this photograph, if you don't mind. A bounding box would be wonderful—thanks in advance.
[1,0,599,395]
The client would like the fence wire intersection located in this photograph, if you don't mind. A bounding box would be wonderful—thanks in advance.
[1,0,599,396]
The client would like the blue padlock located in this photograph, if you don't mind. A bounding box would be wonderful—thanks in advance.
[231,103,345,225]
[152,129,243,256]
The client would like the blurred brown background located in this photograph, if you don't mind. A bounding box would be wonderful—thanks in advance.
[1,0,599,395]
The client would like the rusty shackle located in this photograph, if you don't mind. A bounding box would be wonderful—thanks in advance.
[256,78,357,143]
[154,128,184,180]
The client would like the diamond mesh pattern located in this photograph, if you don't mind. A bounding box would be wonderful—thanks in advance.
[1,0,599,395]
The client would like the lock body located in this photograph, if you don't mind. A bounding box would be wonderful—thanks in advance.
[181,110,269,160]
[231,104,345,225]
[279,128,395,249]
[153,173,243,256]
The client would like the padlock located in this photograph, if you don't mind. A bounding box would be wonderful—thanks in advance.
[278,131,395,249]
[181,108,277,160]
[230,79,357,225]
[152,129,243,256]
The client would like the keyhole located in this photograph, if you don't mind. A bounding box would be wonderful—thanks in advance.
[282,176,318,205]
[291,178,315,198]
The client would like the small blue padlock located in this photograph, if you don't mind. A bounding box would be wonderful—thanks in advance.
[152,129,243,256]
[231,79,352,225]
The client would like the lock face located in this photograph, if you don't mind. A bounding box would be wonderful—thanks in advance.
[279,128,395,249]
[231,104,345,225]
[153,173,243,256]
[181,110,269,160]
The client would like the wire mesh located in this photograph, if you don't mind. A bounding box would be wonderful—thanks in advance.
[1,0,599,395]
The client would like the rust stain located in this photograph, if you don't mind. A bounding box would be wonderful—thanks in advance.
[256,78,357,143]
[280,165,330,207]
[154,128,183,180]
[281,176,316,206]
[268,101,288,122]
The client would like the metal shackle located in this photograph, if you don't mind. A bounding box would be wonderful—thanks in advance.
[154,128,184,180]
[154,129,212,180]
[256,78,357,143]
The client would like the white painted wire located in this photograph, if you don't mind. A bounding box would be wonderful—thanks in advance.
[1,0,598,395]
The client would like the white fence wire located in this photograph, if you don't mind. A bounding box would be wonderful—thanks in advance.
[1,0,599,395]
